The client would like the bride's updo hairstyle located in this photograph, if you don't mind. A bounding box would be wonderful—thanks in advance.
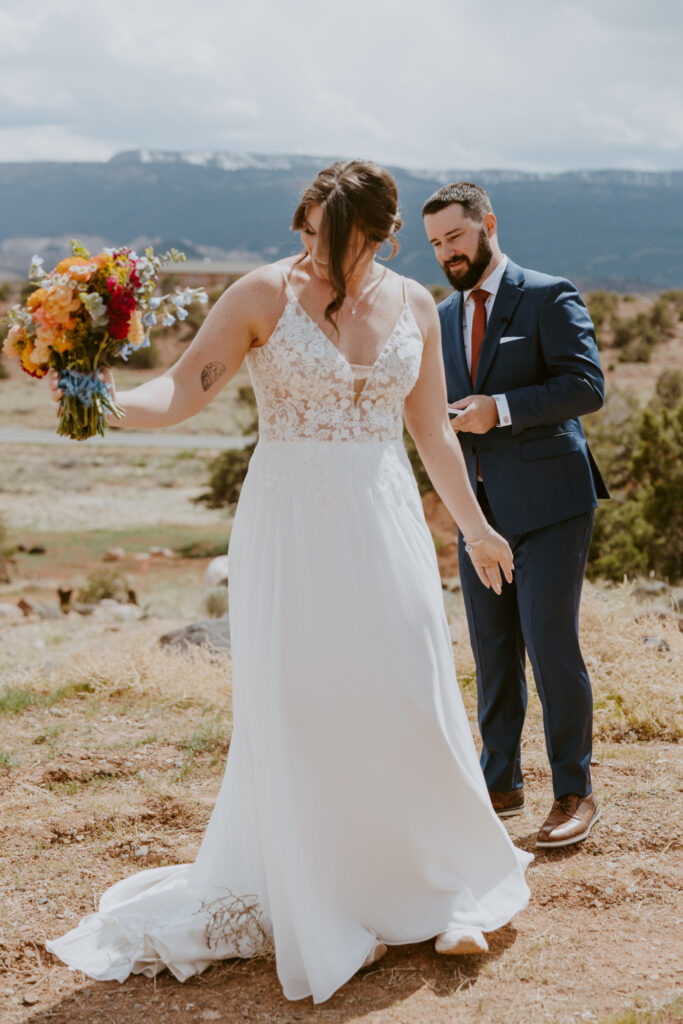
[292,160,402,328]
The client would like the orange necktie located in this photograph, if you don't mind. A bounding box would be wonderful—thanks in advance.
[470,288,489,384]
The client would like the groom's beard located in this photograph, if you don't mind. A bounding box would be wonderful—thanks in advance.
[442,227,493,291]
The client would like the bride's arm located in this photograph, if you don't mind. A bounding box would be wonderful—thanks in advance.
[403,283,513,593]
[50,266,281,429]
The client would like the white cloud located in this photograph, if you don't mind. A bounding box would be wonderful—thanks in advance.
[0,0,681,170]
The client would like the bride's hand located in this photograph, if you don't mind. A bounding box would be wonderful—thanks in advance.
[465,528,514,595]
[48,367,117,407]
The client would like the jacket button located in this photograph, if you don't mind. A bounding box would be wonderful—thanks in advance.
[468,446,476,455]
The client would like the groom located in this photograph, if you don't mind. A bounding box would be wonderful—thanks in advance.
[422,183,609,848]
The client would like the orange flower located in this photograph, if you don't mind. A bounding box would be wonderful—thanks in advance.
[55,256,94,282]
[19,338,48,378]
[126,310,145,348]
[2,324,25,358]
[26,287,48,312]
[41,283,81,328]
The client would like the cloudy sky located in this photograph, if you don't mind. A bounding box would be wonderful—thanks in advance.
[1,0,681,171]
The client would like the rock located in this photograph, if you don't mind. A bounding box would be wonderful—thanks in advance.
[103,547,126,562]
[642,635,671,652]
[23,993,40,1006]
[92,599,144,622]
[160,614,231,652]
[149,546,175,558]
[204,555,229,590]
[57,587,73,611]
[671,587,683,611]
[35,603,61,620]
[134,845,149,858]
[28,545,46,555]
[17,598,34,617]
[0,603,22,622]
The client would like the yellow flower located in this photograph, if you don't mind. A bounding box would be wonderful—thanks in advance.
[126,310,145,348]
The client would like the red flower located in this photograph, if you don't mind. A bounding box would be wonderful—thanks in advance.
[106,277,137,340]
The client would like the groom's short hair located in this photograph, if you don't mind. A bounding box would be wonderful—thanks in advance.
[421,183,493,221]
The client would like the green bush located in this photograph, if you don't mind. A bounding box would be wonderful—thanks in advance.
[76,568,130,604]
[205,586,229,619]
[586,291,618,347]
[196,386,257,508]
[0,514,14,583]
[586,375,683,582]
[0,355,8,380]
[403,429,433,496]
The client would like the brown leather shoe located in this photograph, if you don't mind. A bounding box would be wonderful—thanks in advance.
[489,787,525,818]
[536,793,600,848]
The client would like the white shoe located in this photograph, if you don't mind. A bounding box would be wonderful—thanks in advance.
[435,927,488,955]
[361,942,388,968]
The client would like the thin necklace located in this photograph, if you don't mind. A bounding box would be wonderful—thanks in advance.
[346,266,386,315]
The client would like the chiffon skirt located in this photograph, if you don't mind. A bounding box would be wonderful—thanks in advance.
[47,439,532,1003]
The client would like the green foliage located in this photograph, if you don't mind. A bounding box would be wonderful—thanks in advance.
[610,293,678,363]
[76,567,130,604]
[196,386,258,508]
[176,538,228,559]
[0,513,14,582]
[0,355,10,379]
[403,428,433,496]
[586,374,683,582]
[0,282,11,301]
[205,586,229,618]
[586,291,618,347]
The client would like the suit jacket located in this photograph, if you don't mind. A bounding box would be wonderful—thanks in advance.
[438,258,609,534]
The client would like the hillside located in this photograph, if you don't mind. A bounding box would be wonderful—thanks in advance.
[1,151,682,289]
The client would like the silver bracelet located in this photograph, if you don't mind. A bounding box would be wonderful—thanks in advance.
[465,526,491,555]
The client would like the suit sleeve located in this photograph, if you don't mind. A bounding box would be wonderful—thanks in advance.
[505,279,605,435]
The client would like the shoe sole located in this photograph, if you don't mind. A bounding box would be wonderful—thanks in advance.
[436,936,489,955]
[361,943,387,968]
[495,803,525,819]
[536,805,601,848]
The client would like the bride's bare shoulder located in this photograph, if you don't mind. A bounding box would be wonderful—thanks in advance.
[221,260,292,307]
[402,276,439,333]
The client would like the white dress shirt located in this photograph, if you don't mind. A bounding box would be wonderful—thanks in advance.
[461,255,512,428]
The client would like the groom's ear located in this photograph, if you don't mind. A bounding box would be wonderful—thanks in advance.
[483,213,497,238]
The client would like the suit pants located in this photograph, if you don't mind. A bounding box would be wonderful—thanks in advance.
[458,483,595,799]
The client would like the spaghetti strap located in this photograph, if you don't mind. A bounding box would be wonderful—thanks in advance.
[401,276,409,307]
[279,263,296,301]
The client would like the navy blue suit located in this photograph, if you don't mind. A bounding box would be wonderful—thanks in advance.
[438,259,608,799]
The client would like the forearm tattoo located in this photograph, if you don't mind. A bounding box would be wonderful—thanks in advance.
[200,361,227,392]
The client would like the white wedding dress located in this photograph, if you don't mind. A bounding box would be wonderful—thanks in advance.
[46,274,532,1003]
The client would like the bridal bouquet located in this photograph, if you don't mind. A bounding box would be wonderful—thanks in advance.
[1,241,207,440]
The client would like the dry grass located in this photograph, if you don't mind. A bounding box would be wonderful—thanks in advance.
[0,581,681,1023]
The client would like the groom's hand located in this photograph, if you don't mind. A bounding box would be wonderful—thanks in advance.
[449,395,498,434]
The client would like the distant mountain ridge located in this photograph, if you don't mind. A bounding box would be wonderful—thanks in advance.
[1,150,682,290]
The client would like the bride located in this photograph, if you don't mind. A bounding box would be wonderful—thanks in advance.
[46,160,532,1004]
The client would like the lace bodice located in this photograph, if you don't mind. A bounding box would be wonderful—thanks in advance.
[246,277,424,442]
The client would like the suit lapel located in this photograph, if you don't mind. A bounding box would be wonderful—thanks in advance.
[474,261,525,392]
[441,292,470,399]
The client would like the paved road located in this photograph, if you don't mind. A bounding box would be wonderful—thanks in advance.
[0,428,252,450]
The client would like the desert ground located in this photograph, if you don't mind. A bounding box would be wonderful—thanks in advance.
[0,289,681,1024]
